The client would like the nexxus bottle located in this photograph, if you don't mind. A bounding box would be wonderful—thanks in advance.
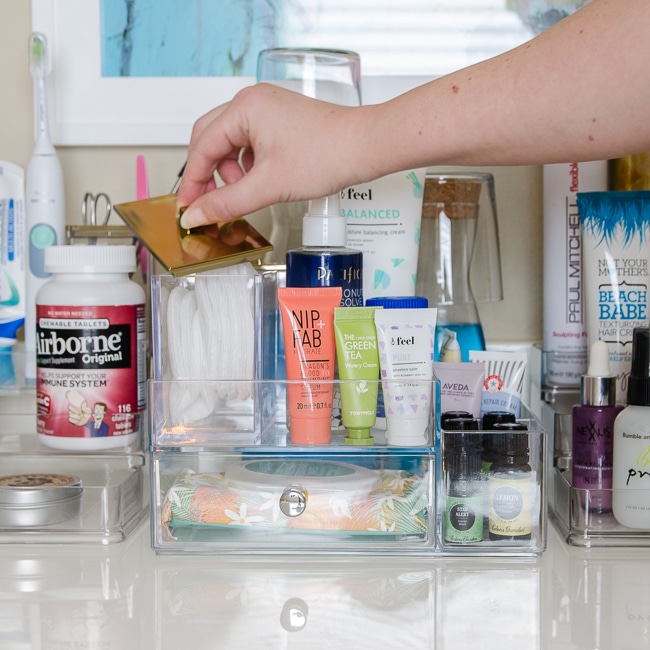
[286,194,363,306]
[36,246,146,451]
[613,328,650,529]
[572,339,622,514]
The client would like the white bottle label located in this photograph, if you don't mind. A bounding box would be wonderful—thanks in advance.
[613,411,650,529]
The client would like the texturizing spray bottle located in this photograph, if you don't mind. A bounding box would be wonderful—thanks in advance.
[613,327,650,529]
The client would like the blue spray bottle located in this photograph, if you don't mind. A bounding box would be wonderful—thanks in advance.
[286,194,362,306]
[286,193,363,429]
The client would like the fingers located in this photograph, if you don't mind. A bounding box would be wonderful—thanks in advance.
[177,103,241,209]
[216,157,247,185]
[177,84,364,228]
[179,168,277,229]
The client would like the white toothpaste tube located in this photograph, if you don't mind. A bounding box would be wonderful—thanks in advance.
[0,161,26,344]
[469,349,528,417]
[374,307,437,446]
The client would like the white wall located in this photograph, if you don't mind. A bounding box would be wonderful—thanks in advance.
[0,0,542,345]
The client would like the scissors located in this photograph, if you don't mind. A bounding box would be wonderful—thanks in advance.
[82,192,112,226]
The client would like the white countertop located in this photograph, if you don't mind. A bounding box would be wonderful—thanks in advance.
[1,518,649,649]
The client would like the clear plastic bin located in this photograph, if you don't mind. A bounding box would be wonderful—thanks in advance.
[150,379,547,557]
[549,466,650,547]
[545,395,650,547]
[0,431,148,544]
[150,268,279,445]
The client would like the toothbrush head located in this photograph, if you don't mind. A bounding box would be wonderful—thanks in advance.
[29,32,51,77]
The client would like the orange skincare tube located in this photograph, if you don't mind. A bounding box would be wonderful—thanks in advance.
[279,286,342,445]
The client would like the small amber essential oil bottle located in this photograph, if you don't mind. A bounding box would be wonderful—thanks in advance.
[488,423,533,542]
[443,418,484,544]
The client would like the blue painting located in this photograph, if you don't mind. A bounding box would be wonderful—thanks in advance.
[100,0,286,77]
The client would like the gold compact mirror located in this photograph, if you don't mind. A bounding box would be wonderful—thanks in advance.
[114,194,273,277]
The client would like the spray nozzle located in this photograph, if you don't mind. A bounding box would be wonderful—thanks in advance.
[307,195,339,218]
[302,193,347,247]
[627,328,650,406]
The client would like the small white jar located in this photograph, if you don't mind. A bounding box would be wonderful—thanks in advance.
[36,245,146,451]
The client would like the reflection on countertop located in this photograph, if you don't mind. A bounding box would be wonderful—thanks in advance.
[1,520,650,649]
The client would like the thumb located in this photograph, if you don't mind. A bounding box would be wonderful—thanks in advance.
[179,170,279,229]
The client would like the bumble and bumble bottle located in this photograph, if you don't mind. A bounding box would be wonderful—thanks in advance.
[572,340,622,514]
[286,194,363,306]
[613,328,650,529]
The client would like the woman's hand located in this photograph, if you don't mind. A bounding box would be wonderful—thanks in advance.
[177,83,369,228]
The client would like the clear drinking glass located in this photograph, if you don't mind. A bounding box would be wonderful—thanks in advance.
[256,48,362,263]
[257,47,362,106]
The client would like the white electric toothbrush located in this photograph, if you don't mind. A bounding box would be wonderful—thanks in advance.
[25,32,66,382]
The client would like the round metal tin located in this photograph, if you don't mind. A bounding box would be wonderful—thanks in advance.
[0,473,83,527]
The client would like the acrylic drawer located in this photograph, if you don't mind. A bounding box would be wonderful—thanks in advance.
[151,446,435,556]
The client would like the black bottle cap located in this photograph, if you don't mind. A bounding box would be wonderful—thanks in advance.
[492,422,528,432]
[447,446,482,476]
[441,411,472,427]
[444,417,479,431]
[444,418,481,451]
[627,328,650,406]
[492,428,529,457]
[482,411,517,430]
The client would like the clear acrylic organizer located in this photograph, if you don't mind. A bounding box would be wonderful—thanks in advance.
[549,466,650,547]
[149,266,546,556]
[0,430,148,544]
[0,354,149,544]
[543,390,650,548]
[150,378,547,557]
[150,268,279,445]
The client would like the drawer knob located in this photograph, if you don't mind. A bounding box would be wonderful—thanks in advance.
[279,486,307,517]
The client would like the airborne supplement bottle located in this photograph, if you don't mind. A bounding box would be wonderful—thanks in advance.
[36,245,146,451]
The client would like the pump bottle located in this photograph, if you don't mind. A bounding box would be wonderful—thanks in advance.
[571,339,623,514]
[286,194,363,306]
[613,327,650,529]
[285,194,363,430]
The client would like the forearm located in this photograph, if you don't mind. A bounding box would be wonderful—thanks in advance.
[362,0,650,177]
[178,0,650,226]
